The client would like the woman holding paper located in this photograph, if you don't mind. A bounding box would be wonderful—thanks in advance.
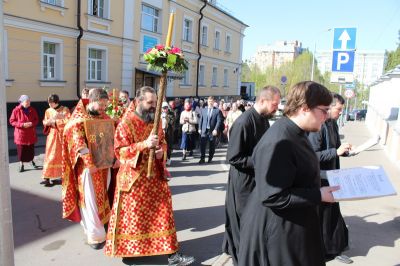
[238,81,340,266]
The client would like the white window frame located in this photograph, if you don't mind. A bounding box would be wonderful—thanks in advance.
[212,66,218,86]
[214,30,221,50]
[39,0,66,15]
[42,0,63,6]
[141,4,160,33]
[223,68,228,87]
[88,0,110,19]
[182,17,193,42]
[181,62,191,85]
[201,24,208,46]
[225,34,231,53]
[87,45,108,82]
[41,37,63,81]
[199,64,205,86]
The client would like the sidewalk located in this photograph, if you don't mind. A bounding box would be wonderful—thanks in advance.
[212,121,400,266]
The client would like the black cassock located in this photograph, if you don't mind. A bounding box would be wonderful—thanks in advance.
[222,107,270,265]
[238,117,325,266]
[308,119,349,257]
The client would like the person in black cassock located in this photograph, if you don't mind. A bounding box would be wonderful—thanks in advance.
[221,86,281,265]
[238,81,340,266]
[307,93,353,264]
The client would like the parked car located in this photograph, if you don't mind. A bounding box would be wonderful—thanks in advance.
[347,109,367,121]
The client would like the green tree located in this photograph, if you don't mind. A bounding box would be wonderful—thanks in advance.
[384,29,400,71]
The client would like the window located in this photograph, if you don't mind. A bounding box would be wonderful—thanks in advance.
[201,25,208,46]
[43,0,60,5]
[88,48,106,81]
[43,42,56,80]
[223,69,228,87]
[89,0,109,18]
[214,31,220,50]
[141,4,159,33]
[212,67,218,86]
[183,18,193,42]
[225,35,231,52]
[182,62,191,85]
[41,37,63,81]
[199,65,205,86]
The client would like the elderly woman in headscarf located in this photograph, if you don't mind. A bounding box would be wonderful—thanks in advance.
[9,95,40,172]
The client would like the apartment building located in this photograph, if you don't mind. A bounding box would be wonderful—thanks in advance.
[4,0,247,116]
[251,40,303,71]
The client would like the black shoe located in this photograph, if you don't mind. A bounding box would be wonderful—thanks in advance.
[198,158,205,164]
[31,161,39,169]
[168,253,195,266]
[40,179,53,187]
[19,165,24,172]
[188,150,193,156]
[207,157,213,163]
[182,154,187,161]
[122,257,136,265]
[89,241,105,250]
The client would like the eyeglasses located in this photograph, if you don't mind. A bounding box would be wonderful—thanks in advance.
[314,107,329,116]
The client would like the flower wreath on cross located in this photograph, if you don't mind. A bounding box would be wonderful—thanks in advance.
[143,45,188,73]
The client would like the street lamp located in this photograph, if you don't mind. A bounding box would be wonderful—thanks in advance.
[310,28,331,81]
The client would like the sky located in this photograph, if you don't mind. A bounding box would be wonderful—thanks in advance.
[217,0,400,60]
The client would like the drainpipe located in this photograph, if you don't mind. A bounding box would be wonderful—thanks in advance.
[195,0,207,98]
[76,0,83,98]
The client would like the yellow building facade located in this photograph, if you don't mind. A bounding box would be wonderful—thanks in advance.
[4,0,247,107]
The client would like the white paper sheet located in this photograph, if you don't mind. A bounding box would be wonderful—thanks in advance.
[325,166,397,201]
[348,135,380,156]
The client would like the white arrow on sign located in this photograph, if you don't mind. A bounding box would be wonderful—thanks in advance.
[339,30,351,50]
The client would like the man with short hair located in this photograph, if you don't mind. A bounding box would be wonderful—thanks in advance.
[308,93,353,264]
[221,86,281,264]
[119,90,131,108]
[105,86,194,266]
[198,96,222,164]
[62,88,112,249]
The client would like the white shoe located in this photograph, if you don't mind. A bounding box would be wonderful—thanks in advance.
[166,159,171,166]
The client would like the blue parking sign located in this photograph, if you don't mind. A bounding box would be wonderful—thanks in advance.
[332,51,355,72]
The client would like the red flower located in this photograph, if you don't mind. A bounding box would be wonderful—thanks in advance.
[145,47,153,53]
[170,47,181,54]
[155,44,165,50]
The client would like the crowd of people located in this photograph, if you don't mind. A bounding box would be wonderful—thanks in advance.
[8,80,353,266]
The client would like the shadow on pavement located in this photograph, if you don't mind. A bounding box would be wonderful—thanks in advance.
[11,188,73,248]
[169,169,225,178]
[118,205,225,266]
[345,215,400,257]
[169,183,226,196]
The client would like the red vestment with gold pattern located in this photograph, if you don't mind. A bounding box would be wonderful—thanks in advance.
[104,105,178,257]
[62,99,111,224]
[42,105,70,179]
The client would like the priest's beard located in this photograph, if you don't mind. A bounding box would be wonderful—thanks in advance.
[87,104,101,117]
[138,104,155,123]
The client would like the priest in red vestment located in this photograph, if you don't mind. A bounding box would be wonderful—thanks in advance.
[41,94,70,186]
[104,86,194,266]
[62,88,112,249]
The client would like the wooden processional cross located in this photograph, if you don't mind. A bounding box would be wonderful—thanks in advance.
[147,12,175,178]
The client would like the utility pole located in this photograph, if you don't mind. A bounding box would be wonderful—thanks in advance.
[0,1,15,265]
